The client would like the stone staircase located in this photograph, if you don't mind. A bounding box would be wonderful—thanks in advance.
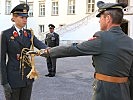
[41,10,98,45]
[40,6,133,45]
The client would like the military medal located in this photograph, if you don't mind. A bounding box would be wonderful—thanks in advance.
[13,31,19,37]
[51,37,55,40]
[10,36,15,40]
[24,31,28,37]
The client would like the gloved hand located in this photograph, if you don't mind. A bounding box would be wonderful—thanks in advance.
[39,47,51,57]
[26,47,51,57]
[3,83,12,99]
[26,50,39,55]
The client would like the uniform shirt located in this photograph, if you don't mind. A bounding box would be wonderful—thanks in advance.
[14,25,23,36]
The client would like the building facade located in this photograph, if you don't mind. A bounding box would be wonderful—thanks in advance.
[0,0,133,41]
[0,0,96,36]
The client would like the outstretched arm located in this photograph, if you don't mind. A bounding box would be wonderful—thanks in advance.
[48,32,102,58]
[28,32,102,59]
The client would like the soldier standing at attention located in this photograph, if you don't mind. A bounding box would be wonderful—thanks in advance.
[38,1,133,100]
[0,4,47,100]
[45,24,59,77]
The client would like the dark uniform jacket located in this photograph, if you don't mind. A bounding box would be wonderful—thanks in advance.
[48,26,133,100]
[0,26,47,88]
[45,32,59,47]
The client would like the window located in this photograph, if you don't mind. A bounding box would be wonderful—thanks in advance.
[0,0,1,14]
[68,0,75,14]
[39,25,45,33]
[52,1,58,15]
[86,0,95,13]
[39,3,45,16]
[28,3,33,17]
[5,0,11,15]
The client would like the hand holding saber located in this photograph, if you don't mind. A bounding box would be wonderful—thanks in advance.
[26,48,50,57]
[26,47,50,57]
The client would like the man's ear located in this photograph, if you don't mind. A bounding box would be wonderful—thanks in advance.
[106,15,112,23]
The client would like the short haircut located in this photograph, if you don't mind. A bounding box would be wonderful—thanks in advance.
[12,13,19,17]
[103,9,124,24]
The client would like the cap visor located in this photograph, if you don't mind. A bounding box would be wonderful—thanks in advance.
[96,13,101,17]
[18,13,29,17]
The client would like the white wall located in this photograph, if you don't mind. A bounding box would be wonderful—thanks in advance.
[0,0,133,41]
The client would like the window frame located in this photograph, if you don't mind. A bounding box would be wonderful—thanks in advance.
[51,1,59,16]
[0,0,1,14]
[39,2,45,17]
[5,0,11,15]
[67,0,75,15]
[86,0,95,14]
[39,25,45,33]
[28,2,33,17]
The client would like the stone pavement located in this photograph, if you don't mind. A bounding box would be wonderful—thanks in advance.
[0,56,95,100]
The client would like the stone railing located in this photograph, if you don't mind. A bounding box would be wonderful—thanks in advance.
[40,6,133,45]
[42,10,98,37]
[55,10,98,35]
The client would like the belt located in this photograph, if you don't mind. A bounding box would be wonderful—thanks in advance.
[95,73,128,83]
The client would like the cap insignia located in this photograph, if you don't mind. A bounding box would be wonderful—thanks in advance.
[24,5,26,7]
[23,9,27,13]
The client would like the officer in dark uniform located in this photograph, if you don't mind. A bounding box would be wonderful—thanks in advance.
[0,4,47,100]
[39,1,133,100]
[45,24,59,77]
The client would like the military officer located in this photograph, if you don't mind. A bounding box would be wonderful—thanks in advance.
[38,1,133,100]
[0,4,47,100]
[44,24,59,77]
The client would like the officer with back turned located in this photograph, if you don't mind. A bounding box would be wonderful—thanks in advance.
[37,1,133,100]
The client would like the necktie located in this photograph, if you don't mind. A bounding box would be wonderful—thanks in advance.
[19,30,23,39]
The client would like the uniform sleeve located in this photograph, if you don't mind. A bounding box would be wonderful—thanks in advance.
[55,34,59,46]
[49,32,102,58]
[45,34,47,45]
[33,35,47,49]
[0,32,8,85]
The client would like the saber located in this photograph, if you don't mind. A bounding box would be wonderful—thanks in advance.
[20,29,39,80]
[26,28,39,79]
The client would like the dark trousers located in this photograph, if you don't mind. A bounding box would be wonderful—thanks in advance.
[9,84,33,100]
[46,57,57,75]
[129,77,133,100]
[92,79,130,100]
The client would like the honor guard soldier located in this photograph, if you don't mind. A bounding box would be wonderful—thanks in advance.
[38,1,133,100]
[0,3,47,100]
[44,24,59,77]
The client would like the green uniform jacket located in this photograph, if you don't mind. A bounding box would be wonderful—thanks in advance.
[48,26,133,100]
[45,32,59,47]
